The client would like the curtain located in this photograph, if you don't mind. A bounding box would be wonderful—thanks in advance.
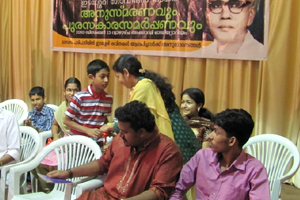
[1,0,300,187]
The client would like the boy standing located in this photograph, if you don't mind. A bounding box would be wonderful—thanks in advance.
[64,59,113,139]
[23,87,55,132]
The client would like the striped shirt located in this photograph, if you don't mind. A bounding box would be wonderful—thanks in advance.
[65,84,113,137]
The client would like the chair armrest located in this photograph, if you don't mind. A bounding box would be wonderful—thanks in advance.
[39,131,52,149]
[75,175,106,198]
[64,175,106,200]
[0,158,34,196]
[7,154,45,198]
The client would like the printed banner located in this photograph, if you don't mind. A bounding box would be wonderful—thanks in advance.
[51,0,269,60]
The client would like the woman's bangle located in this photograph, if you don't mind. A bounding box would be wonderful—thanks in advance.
[68,169,73,178]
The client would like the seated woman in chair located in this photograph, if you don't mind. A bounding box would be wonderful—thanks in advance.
[181,88,214,148]
[35,77,81,193]
[51,77,81,141]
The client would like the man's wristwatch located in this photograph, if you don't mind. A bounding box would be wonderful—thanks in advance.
[68,169,73,178]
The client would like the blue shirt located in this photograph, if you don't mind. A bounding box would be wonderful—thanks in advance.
[27,104,55,131]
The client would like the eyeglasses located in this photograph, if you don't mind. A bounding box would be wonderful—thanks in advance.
[208,0,252,14]
[66,88,79,93]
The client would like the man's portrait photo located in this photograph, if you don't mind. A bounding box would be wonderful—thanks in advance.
[192,0,267,60]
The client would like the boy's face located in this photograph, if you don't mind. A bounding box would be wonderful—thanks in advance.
[89,69,110,91]
[207,125,231,153]
[30,94,45,112]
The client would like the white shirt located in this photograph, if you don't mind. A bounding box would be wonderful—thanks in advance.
[0,108,20,166]
[192,31,266,60]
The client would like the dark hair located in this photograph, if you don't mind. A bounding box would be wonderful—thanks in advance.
[87,59,110,76]
[181,88,213,119]
[214,109,254,148]
[112,54,142,77]
[144,71,177,111]
[64,77,81,91]
[113,54,177,112]
[115,100,155,133]
[29,86,45,98]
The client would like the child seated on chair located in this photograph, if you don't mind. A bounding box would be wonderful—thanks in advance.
[34,77,82,193]
[64,59,113,143]
[23,86,54,132]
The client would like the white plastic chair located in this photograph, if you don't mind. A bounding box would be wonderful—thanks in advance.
[243,134,300,200]
[8,135,103,200]
[0,126,40,200]
[0,99,28,125]
[46,104,59,111]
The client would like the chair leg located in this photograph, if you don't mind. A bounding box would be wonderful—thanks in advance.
[271,179,281,200]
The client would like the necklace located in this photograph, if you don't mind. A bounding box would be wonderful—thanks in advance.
[116,153,141,195]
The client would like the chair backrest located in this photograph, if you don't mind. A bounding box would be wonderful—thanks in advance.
[47,104,59,111]
[19,126,40,162]
[38,136,102,194]
[243,134,300,200]
[0,99,28,125]
[0,126,40,200]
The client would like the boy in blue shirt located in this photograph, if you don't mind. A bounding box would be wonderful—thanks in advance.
[23,86,54,132]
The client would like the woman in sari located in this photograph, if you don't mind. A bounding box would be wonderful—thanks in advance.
[181,88,214,148]
[106,54,200,164]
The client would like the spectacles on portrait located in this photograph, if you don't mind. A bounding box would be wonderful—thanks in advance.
[208,0,252,14]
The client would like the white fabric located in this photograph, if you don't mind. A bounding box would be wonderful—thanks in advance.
[0,108,20,166]
[193,31,265,60]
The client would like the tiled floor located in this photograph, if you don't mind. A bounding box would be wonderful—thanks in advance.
[281,183,300,200]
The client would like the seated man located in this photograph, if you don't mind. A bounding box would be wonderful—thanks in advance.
[23,86,54,132]
[48,100,183,200]
[0,108,20,172]
[170,108,270,200]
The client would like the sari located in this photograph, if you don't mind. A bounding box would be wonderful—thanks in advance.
[130,78,174,140]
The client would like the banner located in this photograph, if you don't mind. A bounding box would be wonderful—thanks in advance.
[51,0,269,60]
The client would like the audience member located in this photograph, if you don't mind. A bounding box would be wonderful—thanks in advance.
[23,86,55,132]
[64,59,113,140]
[181,88,214,147]
[110,54,174,141]
[170,108,270,200]
[48,100,183,200]
[0,108,20,172]
[52,77,81,141]
[102,54,200,164]
[34,77,81,193]
[142,68,201,164]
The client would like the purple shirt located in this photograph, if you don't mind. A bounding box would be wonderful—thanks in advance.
[170,148,270,200]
